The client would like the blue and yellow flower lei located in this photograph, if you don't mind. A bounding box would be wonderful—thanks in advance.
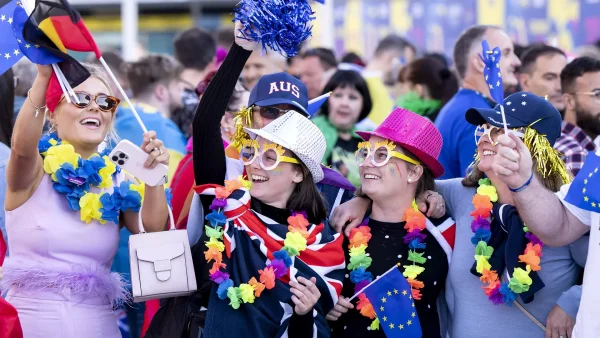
[38,134,152,224]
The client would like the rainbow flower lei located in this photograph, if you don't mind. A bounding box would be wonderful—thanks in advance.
[470,178,544,306]
[38,134,147,224]
[204,177,310,309]
[348,201,427,330]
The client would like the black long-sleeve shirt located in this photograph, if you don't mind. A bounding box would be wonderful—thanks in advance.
[190,42,315,337]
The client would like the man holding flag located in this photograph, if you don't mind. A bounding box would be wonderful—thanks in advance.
[494,128,600,337]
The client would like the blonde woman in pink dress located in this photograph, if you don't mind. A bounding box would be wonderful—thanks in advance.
[1,64,170,338]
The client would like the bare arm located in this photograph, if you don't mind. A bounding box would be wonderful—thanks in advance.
[6,66,52,196]
[123,131,171,233]
[493,133,588,246]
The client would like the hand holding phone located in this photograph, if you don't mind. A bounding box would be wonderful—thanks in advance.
[109,132,169,186]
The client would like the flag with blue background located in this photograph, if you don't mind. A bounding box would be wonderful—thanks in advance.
[565,152,600,212]
[480,40,504,104]
[0,0,23,75]
[363,266,422,338]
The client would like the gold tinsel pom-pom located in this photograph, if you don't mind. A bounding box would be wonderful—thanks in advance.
[232,106,254,150]
[522,127,571,184]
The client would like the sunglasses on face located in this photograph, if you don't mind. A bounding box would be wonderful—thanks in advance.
[59,91,121,113]
[355,140,421,167]
[252,106,293,120]
[241,139,299,170]
[474,124,524,146]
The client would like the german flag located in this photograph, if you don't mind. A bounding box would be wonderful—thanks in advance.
[30,0,101,58]
[21,0,98,88]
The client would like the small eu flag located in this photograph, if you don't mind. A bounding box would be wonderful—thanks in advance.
[363,266,422,338]
[0,0,23,75]
[565,152,600,212]
[480,40,504,104]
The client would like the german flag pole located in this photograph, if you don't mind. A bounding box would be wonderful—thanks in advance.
[99,57,148,133]
[20,0,78,104]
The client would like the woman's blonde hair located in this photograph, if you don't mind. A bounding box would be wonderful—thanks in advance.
[50,62,120,145]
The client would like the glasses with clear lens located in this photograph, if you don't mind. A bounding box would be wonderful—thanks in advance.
[474,124,524,146]
[355,141,420,167]
[241,139,299,170]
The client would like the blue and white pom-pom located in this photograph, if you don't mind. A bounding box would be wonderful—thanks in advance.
[234,0,320,57]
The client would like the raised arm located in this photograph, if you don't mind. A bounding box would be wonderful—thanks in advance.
[6,66,52,205]
[493,133,589,246]
[192,28,253,187]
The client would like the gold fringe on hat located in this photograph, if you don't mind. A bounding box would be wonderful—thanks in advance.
[231,106,254,150]
[522,127,571,185]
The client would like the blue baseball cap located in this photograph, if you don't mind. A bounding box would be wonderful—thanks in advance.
[248,72,309,116]
[465,92,563,146]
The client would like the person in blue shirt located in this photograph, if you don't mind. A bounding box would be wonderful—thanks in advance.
[112,54,190,338]
[434,25,521,179]
[115,54,190,181]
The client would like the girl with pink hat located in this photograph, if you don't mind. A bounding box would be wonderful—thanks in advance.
[327,108,456,338]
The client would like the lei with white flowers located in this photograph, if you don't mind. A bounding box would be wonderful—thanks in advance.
[38,134,162,224]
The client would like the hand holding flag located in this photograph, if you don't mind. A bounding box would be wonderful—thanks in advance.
[348,265,422,338]
[480,40,509,133]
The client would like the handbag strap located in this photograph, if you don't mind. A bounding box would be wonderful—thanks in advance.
[514,300,546,331]
[137,203,176,233]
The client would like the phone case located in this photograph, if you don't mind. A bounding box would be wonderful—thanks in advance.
[109,140,169,186]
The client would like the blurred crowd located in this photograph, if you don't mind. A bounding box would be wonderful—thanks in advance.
[2,21,600,338]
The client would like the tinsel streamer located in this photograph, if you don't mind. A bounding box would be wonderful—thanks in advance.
[233,0,315,57]
[232,106,254,150]
[522,127,571,184]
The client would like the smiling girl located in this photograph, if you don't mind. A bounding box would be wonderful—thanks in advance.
[1,64,170,337]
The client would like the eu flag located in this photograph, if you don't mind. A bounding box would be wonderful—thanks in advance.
[480,40,504,104]
[565,152,600,212]
[12,4,62,65]
[363,266,422,338]
[0,0,23,75]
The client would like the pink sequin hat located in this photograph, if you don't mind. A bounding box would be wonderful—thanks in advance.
[356,108,445,178]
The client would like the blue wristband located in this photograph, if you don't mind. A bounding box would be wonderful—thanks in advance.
[509,171,534,193]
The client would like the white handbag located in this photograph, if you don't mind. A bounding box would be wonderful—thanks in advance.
[129,205,197,302]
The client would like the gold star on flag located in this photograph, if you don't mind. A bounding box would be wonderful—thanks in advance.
[34,44,40,48]
[382,316,387,322]
[399,324,404,329]
[8,17,12,24]
[409,295,412,300]
[412,303,415,307]
[13,49,19,56]
[25,44,30,48]
[407,320,412,326]
[16,39,21,43]
[585,196,589,202]
[592,202,597,208]
[4,53,10,59]
[585,179,588,184]
[389,323,395,329]
[380,306,384,312]
[595,168,599,173]
[402,290,407,296]
[589,173,593,178]
[1,15,5,22]
[381,297,387,303]
[584,188,587,193]
[411,312,416,317]
[393,289,398,294]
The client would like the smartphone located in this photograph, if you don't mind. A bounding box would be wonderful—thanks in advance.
[109,140,168,187]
